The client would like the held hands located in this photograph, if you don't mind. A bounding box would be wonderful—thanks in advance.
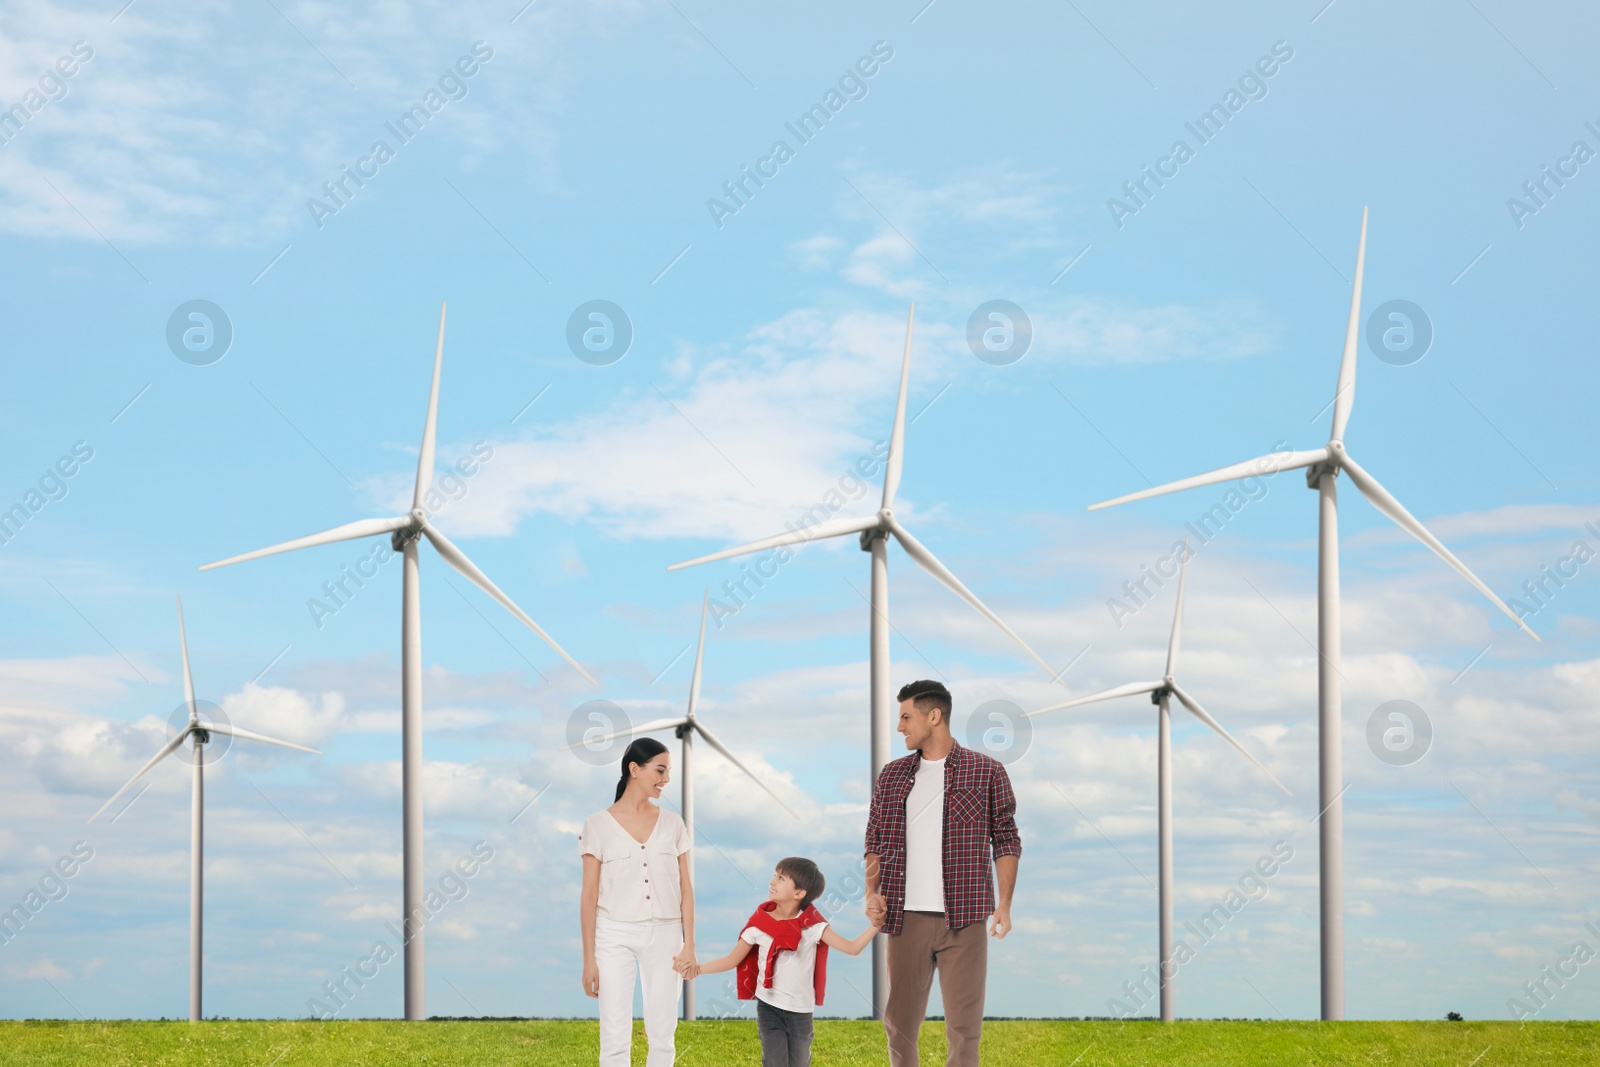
[865,892,887,925]
[672,948,700,980]
[988,906,1012,940]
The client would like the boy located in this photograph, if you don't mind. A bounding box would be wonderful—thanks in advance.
[689,857,881,1067]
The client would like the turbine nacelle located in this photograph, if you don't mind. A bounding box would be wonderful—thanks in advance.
[200,303,597,685]
[671,303,1057,679]
[1087,210,1537,644]
[1026,541,1290,796]
[561,593,798,818]
[90,597,321,823]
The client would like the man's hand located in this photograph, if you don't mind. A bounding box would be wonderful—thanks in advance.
[865,892,887,924]
[988,906,1012,940]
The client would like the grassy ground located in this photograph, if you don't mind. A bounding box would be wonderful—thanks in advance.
[1,1019,1594,1066]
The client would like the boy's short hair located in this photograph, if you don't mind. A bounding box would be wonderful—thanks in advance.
[897,679,952,723]
[776,857,825,905]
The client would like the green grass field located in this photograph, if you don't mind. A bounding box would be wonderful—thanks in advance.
[1,1019,1594,1066]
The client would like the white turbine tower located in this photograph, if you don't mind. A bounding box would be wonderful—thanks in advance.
[564,591,798,1021]
[1025,542,1289,1022]
[667,304,1056,1017]
[88,595,320,1022]
[199,302,595,1020]
[1088,208,1539,1019]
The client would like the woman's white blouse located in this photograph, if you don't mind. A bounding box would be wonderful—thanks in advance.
[580,808,691,923]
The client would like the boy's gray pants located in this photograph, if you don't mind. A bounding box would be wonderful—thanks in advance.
[755,997,814,1067]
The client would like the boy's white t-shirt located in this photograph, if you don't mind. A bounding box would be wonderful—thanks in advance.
[740,920,829,1013]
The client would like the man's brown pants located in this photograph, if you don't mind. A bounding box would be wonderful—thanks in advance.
[884,911,988,1067]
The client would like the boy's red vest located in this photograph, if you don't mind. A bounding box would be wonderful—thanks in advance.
[735,901,829,1006]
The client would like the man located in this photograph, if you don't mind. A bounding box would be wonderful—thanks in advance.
[864,680,1019,1067]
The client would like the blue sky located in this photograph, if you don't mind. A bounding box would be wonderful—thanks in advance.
[2,0,1598,1024]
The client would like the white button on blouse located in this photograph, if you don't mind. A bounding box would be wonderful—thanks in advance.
[580,807,691,923]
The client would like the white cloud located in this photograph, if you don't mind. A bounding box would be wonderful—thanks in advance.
[420,307,947,545]
[0,0,640,245]
[221,683,344,748]
[24,958,71,981]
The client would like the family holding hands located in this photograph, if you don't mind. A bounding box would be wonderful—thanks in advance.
[579,680,1021,1067]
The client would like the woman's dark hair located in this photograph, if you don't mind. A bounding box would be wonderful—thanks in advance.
[615,737,670,802]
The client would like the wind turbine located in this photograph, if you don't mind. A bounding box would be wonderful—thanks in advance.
[1025,541,1289,1022]
[667,304,1056,1017]
[89,595,320,1022]
[1087,208,1539,1020]
[564,591,797,1020]
[199,303,595,1020]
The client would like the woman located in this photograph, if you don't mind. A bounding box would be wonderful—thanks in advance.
[580,737,697,1066]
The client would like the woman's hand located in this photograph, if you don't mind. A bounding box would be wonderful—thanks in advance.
[672,948,698,980]
[581,960,600,998]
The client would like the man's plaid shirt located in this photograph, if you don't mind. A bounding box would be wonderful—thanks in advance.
[864,740,1021,933]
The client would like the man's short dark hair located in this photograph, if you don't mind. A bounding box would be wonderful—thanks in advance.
[897,679,952,724]
[776,856,825,905]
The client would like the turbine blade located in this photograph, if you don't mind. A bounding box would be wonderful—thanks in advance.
[1330,208,1368,442]
[89,730,189,822]
[1339,453,1539,642]
[1166,537,1188,679]
[881,303,915,510]
[559,716,688,751]
[199,516,412,570]
[666,514,880,571]
[176,594,198,725]
[687,592,708,721]
[887,518,1057,678]
[1170,682,1292,796]
[206,721,321,755]
[413,301,447,510]
[692,721,799,819]
[1025,680,1164,719]
[421,525,601,684]
[1088,449,1329,511]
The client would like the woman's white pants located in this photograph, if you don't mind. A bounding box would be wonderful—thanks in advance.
[596,917,682,1067]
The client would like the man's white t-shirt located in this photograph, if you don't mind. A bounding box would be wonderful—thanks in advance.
[740,921,829,1013]
[903,755,946,912]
